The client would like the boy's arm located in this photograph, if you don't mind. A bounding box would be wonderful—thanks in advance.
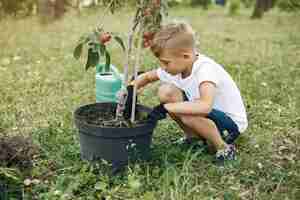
[164,81,216,116]
[131,69,159,89]
[124,69,159,119]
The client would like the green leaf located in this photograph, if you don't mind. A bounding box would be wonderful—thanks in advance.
[78,35,87,43]
[73,35,90,60]
[114,36,126,52]
[105,49,111,72]
[85,48,100,70]
[73,43,83,59]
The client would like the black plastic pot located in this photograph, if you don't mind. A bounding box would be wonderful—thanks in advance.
[74,102,156,170]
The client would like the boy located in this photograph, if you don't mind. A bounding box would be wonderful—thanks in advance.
[125,21,248,164]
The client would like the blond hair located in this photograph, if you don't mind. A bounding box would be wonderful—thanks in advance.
[151,21,196,57]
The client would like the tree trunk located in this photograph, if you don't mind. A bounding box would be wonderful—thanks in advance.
[264,0,274,11]
[75,0,81,15]
[251,0,265,19]
[252,0,276,18]
[54,0,67,19]
[38,0,55,23]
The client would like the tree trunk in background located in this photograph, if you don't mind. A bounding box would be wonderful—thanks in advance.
[270,0,278,10]
[38,0,55,23]
[1,0,20,16]
[252,0,277,19]
[251,0,266,19]
[54,0,67,19]
[264,0,275,11]
[38,0,67,23]
[75,0,81,15]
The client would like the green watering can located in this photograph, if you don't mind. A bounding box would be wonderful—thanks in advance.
[95,63,124,103]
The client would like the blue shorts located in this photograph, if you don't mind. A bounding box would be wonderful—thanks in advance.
[182,92,240,144]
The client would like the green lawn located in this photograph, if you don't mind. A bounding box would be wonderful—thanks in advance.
[0,6,300,200]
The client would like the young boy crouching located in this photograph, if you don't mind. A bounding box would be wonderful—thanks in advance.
[126,21,248,164]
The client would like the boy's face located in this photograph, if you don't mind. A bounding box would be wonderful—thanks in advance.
[158,48,194,76]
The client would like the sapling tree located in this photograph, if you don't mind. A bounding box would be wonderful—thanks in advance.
[73,0,167,125]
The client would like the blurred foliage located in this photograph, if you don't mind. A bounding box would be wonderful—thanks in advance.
[0,0,37,16]
[190,0,212,9]
[229,0,241,15]
[0,0,71,20]
[167,0,184,7]
[240,0,255,8]
[38,0,68,24]
[277,0,300,12]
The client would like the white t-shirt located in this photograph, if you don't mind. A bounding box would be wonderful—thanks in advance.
[156,54,248,133]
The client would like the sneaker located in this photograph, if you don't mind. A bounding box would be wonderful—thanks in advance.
[215,144,236,165]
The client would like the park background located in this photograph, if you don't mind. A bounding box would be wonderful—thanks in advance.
[0,0,299,199]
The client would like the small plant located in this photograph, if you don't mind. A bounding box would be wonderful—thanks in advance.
[73,28,125,72]
[73,0,168,123]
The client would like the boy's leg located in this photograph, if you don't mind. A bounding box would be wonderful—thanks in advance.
[206,109,240,145]
[158,84,200,139]
[169,113,202,139]
[157,84,236,163]
[179,114,236,163]
[157,83,229,151]
[179,115,227,151]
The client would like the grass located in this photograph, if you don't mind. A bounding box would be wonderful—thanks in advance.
[0,5,300,200]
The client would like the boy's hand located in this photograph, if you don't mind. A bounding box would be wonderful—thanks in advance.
[147,103,168,123]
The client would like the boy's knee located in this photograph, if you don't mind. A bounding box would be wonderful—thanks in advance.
[157,84,183,103]
[181,115,214,127]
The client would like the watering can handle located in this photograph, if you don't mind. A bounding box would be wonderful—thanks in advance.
[96,63,123,82]
[111,66,123,80]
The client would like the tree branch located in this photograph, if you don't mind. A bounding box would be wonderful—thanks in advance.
[130,24,144,123]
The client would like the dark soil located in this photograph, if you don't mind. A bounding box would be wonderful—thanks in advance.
[0,134,39,169]
[76,103,149,127]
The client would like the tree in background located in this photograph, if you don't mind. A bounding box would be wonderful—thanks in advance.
[240,0,255,8]
[251,0,276,19]
[190,0,211,9]
[0,0,22,16]
[228,0,241,16]
[0,0,37,16]
[38,0,69,23]
[54,0,67,18]
[277,0,300,12]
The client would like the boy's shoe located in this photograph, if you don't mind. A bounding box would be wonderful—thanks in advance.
[215,144,236,165]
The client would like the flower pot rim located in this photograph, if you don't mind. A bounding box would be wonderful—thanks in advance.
[74,102,157,138]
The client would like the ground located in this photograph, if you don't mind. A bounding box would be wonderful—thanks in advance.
[0,5,299,200]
